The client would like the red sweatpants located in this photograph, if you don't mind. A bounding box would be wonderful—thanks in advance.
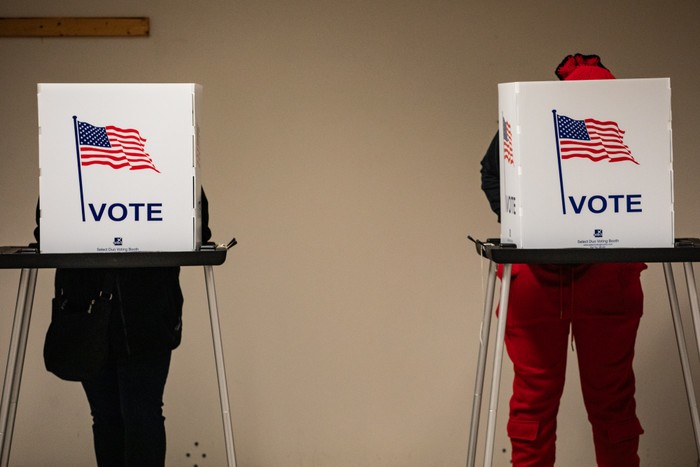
[500,262,646,467]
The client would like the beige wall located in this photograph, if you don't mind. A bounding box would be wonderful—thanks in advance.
[2,1,700,465]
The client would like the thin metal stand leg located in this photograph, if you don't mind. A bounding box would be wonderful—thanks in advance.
[203,265,237,467]
[467,261,498,467]
[0,268,38,467]
[682,262,700,461]
[663,263,700,459]
[683,262,700,362]
[484,263,512,467]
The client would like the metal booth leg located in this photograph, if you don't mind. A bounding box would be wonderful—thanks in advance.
[663,262,700,460]
[467,260,498,467]
[0,268,38,467]
[203,265,237,467]
[484,263,512,467]
[683,262,700,371]
[683,262,700,464]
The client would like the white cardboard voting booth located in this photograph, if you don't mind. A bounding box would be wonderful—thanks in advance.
[498,78,673,249]
[38,83,203,253]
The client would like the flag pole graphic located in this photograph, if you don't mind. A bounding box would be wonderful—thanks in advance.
[552,109,567,215]
[72,116,87,222]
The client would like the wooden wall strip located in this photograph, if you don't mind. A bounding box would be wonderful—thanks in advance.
[0,17,149,37]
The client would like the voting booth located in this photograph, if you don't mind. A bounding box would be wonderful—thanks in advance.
[37,83,203,253]
[465,79,700,467]
[1,84,238,466]
[498,78,673,248]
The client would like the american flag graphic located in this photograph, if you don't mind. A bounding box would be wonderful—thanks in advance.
[555,114,638,164]
[77,120,160,172]
[502,117,513,165]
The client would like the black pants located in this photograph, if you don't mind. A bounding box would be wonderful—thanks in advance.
[81,351,172,467]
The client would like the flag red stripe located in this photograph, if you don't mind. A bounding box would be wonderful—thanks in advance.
[82,160,131,169]
[560,146,632,156]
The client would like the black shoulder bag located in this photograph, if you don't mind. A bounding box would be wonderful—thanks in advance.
[43,271,116,381]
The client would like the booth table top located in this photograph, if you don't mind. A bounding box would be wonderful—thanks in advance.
[0,242,233,269]
[473,238,700,265]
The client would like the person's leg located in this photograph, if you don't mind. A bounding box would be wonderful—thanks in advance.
[573,263,645,467]
[82,361,126,467]
[503,265,571,467]
[116,351,172,467]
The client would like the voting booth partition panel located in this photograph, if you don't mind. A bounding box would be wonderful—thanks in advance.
[497,78,673,250]
[37,83,204,254]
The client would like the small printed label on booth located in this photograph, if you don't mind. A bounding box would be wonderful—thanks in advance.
[577,238,621,248]
[576,228,623,248]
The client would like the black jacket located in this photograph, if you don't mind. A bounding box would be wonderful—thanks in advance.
[480,133,501,223]
[36,191,212,358]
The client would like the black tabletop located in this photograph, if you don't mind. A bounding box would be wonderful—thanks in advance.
[0,240,235,269]
[472,237,700,265]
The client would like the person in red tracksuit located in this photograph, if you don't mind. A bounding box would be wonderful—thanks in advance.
[480,54,647,466]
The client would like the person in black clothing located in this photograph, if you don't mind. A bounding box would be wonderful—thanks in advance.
[480,134,501,222]
[36,191,211,467]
